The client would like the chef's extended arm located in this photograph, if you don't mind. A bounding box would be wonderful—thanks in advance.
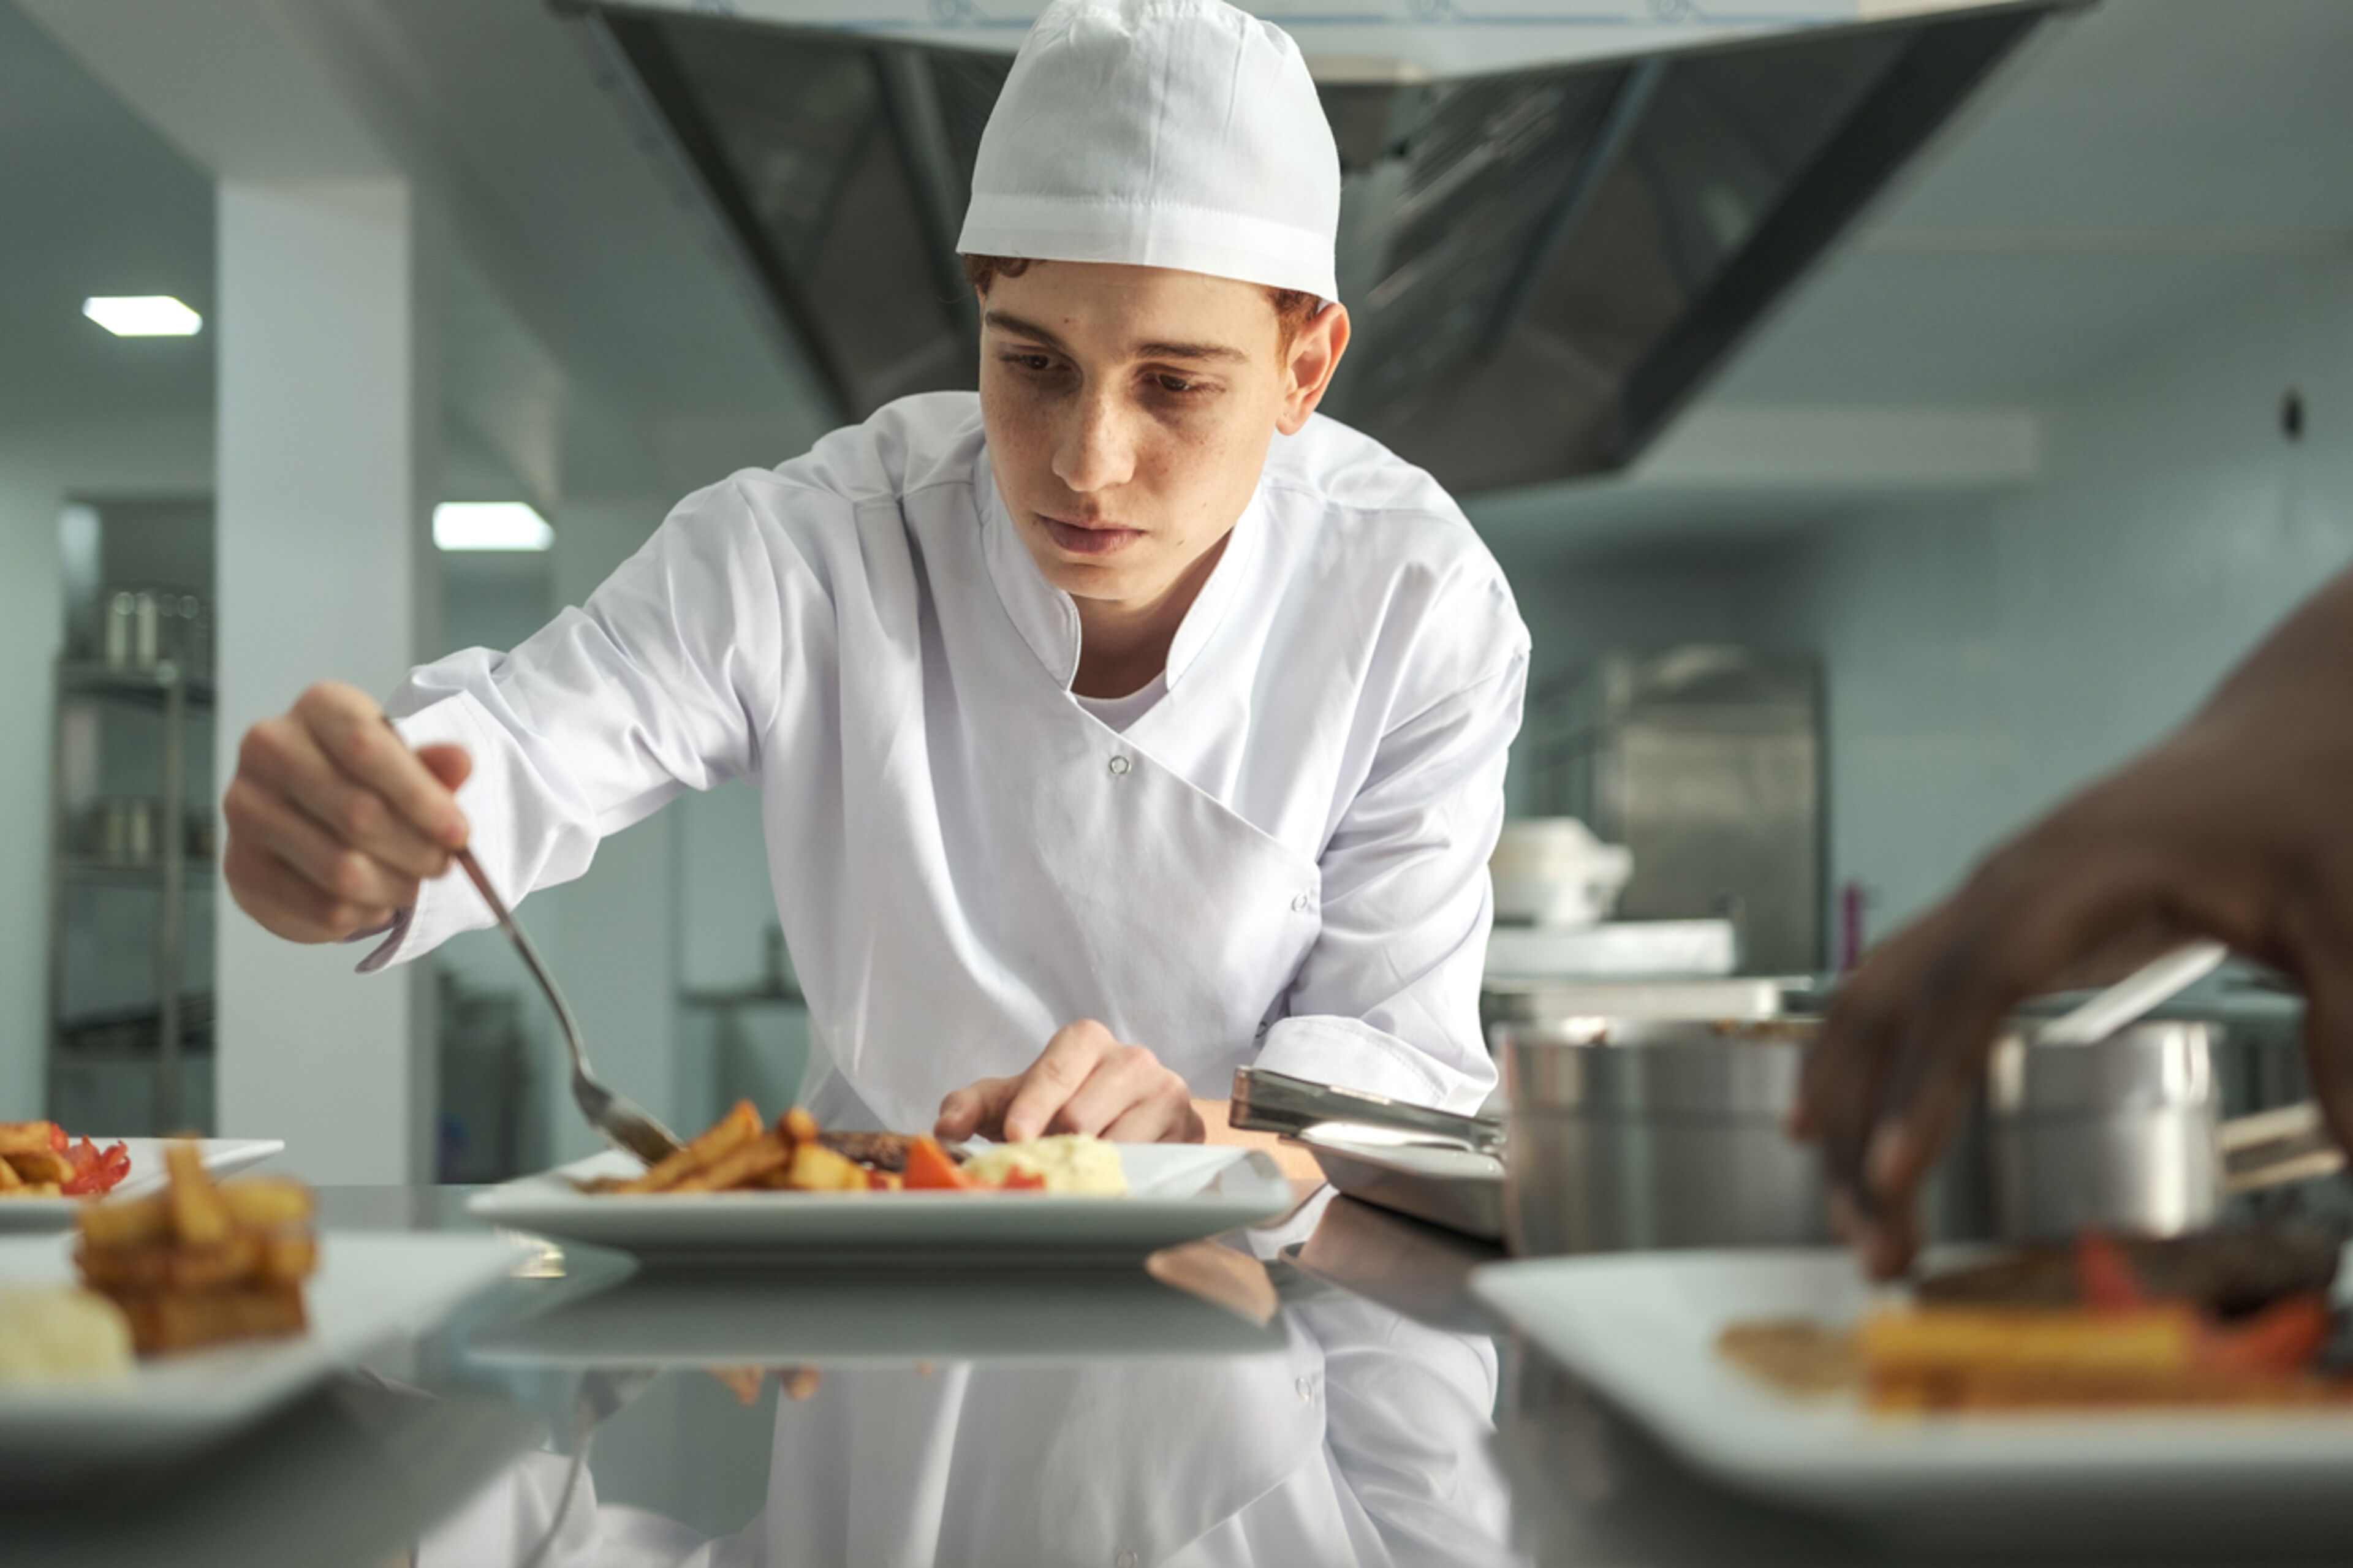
[363,474,823,966]
[1254,642,1528,1116]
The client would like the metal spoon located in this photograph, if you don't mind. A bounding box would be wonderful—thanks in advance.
[2030,937,2230,1047]
[385,718,683,1166]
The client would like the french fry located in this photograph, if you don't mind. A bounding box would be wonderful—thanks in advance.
[783,1142,868,1192]
[672,1130,794,1194]
[1860,1305,2200,1381]
[7,1151,73,1186]
[252,1230,318,1287]
[165,1142,233,1246]
[0,1121,59,1158]
[222,1179,315,1230]
[78,1191,172,1249]
[112,1282,308,1356]
[779,1107,818,1145]
[75,1233,262,1294]
[620,1099,762,1194]
[0,1153,20,1191]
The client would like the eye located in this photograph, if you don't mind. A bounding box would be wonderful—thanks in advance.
[999,350,1059,375]
[1154,374,1200,395]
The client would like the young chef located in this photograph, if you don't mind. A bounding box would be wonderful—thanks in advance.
[219,0,1530,1144]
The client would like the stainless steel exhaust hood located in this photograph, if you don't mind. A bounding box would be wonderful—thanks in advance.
[585,2,2053,494]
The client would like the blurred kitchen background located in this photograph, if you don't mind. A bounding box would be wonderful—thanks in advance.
[2,0,2347,1184]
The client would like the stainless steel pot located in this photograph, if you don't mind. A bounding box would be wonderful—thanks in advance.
[1983,1020,2340,1241]
[1499,1015,2342,1257]
[1502,1018,1842,1255]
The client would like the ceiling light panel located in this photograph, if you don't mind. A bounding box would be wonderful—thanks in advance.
[83,295,203,336]
[433,502,554,552]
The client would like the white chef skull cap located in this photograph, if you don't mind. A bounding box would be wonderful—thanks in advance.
[956,0,1341,304]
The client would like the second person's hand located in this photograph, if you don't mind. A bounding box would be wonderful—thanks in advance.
[222,680,474,944]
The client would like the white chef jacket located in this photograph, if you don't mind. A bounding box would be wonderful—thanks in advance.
[373,393,1528,1131]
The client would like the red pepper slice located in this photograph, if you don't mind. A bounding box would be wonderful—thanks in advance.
[996,1170,1047,1191]
[903,1137,974,1191]
[2200,1292,2335,1376]
[2074,1229,2149,1313]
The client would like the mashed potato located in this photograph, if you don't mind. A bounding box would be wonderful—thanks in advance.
[0,1286,134,1381]
[962,1134,1127,1195]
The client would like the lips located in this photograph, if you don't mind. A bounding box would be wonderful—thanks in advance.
[1039,513,1144,558]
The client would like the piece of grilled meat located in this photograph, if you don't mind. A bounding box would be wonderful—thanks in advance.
[813,1130,965,1173]
[1919,1222,2343,1317]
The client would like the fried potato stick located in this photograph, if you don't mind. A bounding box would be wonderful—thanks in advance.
[672,1131,795,1193]
[620,1099,762,1194]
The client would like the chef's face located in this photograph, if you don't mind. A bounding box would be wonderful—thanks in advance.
[978,261,1349,612]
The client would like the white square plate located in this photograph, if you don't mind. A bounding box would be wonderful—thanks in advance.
[1472,1249,2353,1532]
[0,1138,285,1233]
[0,1230,528,1472]
[468,1144,1295,1264]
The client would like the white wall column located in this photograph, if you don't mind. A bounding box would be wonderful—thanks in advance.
[214,178,436,1182]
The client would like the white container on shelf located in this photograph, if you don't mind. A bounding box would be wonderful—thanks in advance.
[1488,817,1633,928]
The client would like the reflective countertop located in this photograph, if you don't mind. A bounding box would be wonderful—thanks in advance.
[2,1185,2342,1567]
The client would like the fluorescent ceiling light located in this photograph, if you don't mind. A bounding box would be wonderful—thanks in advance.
[83,295,202,336]
[434,502,553,552]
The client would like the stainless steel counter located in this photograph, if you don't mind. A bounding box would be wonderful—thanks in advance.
[0,1186,2338,1567]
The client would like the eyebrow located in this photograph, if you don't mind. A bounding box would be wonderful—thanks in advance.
[983,309,1249,365]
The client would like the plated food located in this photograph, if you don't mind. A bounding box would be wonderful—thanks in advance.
[73,1142,317,1356]
[1718,1225,2351,1411]
[0,1121,131,1199]
[578,1100,1128,1197]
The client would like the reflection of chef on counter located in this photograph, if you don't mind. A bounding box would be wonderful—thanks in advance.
[422,1230,1515,1568]
[214,0,1527,1149]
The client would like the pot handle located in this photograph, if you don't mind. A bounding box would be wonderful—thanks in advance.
[2218,1101,2347,1195]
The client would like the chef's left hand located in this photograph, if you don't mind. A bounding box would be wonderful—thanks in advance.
[934,1020,1205,1143]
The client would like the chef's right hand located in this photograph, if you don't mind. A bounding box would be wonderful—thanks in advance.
[222,681,472,944]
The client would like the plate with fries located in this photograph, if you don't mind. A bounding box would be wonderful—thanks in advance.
[0,1144,529,1472]
[468,1100,1294,1264]
[1472,1248,2353,1536]
[0,1136,284,1232]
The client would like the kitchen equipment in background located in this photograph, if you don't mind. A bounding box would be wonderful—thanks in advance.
[1489,817,1632,928]
[1521,647,1821,974]
[1501,1017,1850,1256]
[1482,918,1738,982]
[1498,1001,2345,1257]
[99,585,210,675]
[1482,975,1787,1036]
[585,4,2050,493]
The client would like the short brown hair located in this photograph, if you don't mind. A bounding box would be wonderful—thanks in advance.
[960,254,1321,350]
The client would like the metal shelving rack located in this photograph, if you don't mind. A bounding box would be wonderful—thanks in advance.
[45,657,214,1132]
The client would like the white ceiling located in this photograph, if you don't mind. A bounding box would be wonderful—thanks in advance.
[1711,0,2353,405]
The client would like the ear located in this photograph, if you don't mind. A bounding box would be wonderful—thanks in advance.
[1275,304,1351,436]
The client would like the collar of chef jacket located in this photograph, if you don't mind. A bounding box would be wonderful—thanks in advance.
[975,452,1266,697]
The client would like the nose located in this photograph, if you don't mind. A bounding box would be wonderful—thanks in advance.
[1052,387,1135,496]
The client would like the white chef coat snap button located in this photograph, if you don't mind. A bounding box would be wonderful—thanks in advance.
[1290,892,1311,912]
[1107,755,1132,776]
[1295,1374,1316,1403]
[1115,1553,1139,1568]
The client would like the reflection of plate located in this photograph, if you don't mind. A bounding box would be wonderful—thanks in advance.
[1293,1123,1504,1240]
[1472,1249,2353,1548]
[0,1139,285,1233]
[0,1231,528,1473]
[469,1265,1284,1368]
[468,1145,1294,1264]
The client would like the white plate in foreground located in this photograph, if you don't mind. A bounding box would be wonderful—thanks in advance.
[0,1230,528,1470]
[468,1145,1295,1263]
[1472,1249,2353,1529]
[0,1138,285,1233]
